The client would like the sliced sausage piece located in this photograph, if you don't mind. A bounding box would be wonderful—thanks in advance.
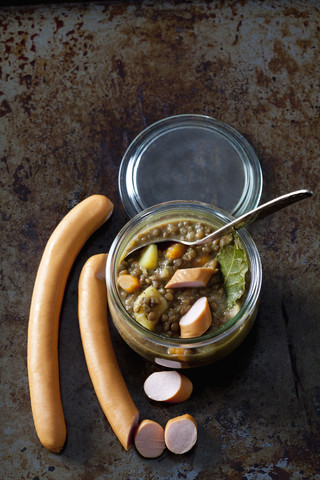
[134,420,166,458]
[164,414,197,454]
[79,254,139,450]
[144,370,193,403]
[165,267,214,289]
[179,297,212,338]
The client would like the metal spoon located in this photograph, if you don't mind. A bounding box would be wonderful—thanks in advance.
[125,189,313,256]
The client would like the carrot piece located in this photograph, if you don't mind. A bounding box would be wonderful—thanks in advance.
[117,274,140,293]
[193,255,211,267]
[165,243,187,260]
[167,347,190,364]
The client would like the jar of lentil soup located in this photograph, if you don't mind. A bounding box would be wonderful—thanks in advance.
[106,200,262,368]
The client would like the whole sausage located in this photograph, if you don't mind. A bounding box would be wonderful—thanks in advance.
[78,254,139,450]
[28,195,113,453]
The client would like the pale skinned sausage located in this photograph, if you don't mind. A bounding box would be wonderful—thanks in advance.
[28,195,113,453]
[144,371,193,403]
[164,414,197,454]
[179,296,212,338]
[78,254,139,450]
[165,267,214,289]
[134,420,166,458]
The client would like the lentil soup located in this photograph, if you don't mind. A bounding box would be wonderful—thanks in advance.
[116,220,250,339]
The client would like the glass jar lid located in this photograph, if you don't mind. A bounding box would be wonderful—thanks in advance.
[119,114,263,218]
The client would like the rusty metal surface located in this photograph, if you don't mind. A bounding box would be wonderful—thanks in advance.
[1,1,319,478]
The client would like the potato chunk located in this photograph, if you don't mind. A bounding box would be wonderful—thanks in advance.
[133,286,168,330]
[139,244,158,269]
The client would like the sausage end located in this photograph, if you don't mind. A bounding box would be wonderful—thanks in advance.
[134,419,166,458]
[123,411,140,450]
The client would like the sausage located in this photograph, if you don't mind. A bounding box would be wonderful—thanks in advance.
[134,419,166,458]
[28,195,114,453]
[164,414,197,454]
[165,267,214,289]
[179,296,212,338]
[78,254,139,450]
[144,371,193,403]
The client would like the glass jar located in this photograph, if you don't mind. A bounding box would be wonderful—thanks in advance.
[106,201,262,368]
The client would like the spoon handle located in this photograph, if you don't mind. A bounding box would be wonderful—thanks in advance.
[198,189,313,245]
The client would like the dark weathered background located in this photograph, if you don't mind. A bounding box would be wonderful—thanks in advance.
[1,1,319,479]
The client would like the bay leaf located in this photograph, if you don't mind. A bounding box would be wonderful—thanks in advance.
[217,240,248,308]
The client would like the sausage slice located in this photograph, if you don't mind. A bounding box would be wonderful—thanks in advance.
[164,414,197,454]
[179,296,212,338]
[134,420,166,458]
[165,267,214,289]
[144,370,193,403]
